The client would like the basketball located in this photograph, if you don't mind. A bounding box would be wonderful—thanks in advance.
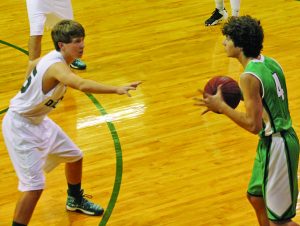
[204,76,242,109]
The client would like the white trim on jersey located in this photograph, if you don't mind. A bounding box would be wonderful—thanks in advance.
[266,133,292,216]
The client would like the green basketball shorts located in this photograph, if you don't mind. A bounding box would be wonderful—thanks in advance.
[247,128,299,222]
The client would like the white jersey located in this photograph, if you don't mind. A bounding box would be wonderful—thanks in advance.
[9,50,67,124]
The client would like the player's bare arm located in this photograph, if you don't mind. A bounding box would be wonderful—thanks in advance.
[221,73,263,134]
[44,62,141,96]
[195,73,263,134]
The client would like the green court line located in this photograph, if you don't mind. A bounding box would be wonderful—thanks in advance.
[86,93,123,226]
[0,40,28,55]
[0,108,8,114]
[0,40,122,226]
[0,39,27,114]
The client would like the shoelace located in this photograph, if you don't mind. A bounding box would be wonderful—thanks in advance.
[78,189,93,199]
[81,195,101,209]
[83,193,93,199]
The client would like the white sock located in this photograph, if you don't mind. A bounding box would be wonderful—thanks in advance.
[230,0,241,16]
[215,0,225,11]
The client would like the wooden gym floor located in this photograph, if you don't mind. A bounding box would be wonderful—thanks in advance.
[0,0,300,225]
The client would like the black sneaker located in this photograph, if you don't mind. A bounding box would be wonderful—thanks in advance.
[66,189,104,216]
[205,8,228,26]
[70,59,87,70]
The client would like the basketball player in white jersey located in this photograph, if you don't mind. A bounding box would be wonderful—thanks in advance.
[26,0,87,70]
[2,20,141,226]
[205,0,241,26]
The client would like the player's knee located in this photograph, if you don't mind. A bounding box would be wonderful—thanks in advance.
[29,189,44,198]
[246,192,254,202]
[19,178,46,192]
[246,193,263,207]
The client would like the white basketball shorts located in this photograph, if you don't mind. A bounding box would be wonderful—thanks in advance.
[26,0,74,35]
[2,110,83,192]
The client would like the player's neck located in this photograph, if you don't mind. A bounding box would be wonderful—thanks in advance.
[237,53,250,68]
[61,52,75,65]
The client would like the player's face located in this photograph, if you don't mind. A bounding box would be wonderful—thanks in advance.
[223,36,241,58]
[61,37,85,59]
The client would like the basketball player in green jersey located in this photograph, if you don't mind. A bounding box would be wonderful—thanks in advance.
[195,15,299,226]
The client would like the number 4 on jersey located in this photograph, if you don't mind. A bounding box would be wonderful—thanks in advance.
[272,73,284,100]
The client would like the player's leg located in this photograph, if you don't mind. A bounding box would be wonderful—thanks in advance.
[264,130,299,225]
[2,111,47,225]
[65,158,82,185]
[215,0,225,10]
[13,190,43,225]
[26,0,47,61]
[247,138,271,226]
[28,35,43,61]
[64,158,104,215]
[205,0,228,26]
[247,194,269,226]
[230,0,240,17]
[44,118,103,215]
[65,158,83,201]
[46,152,104,216]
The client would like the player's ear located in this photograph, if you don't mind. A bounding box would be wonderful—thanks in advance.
[58,42,64,50]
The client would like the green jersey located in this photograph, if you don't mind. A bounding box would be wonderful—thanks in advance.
[244,55,292,137]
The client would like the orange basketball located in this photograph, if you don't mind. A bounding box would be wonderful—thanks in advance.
[204,76,242,109]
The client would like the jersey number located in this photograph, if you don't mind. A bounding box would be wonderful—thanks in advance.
[272,73,284,100]
[21,67,37,93]
[45,98,63,108]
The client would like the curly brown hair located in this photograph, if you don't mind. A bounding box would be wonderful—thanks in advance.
[51,20,85,51]
[222,15,264,58]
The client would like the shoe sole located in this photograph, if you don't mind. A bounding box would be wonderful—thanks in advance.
[205,16,228,26]
[205,18,223,26]
[66,205,104,216]
[70,65,87,70]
